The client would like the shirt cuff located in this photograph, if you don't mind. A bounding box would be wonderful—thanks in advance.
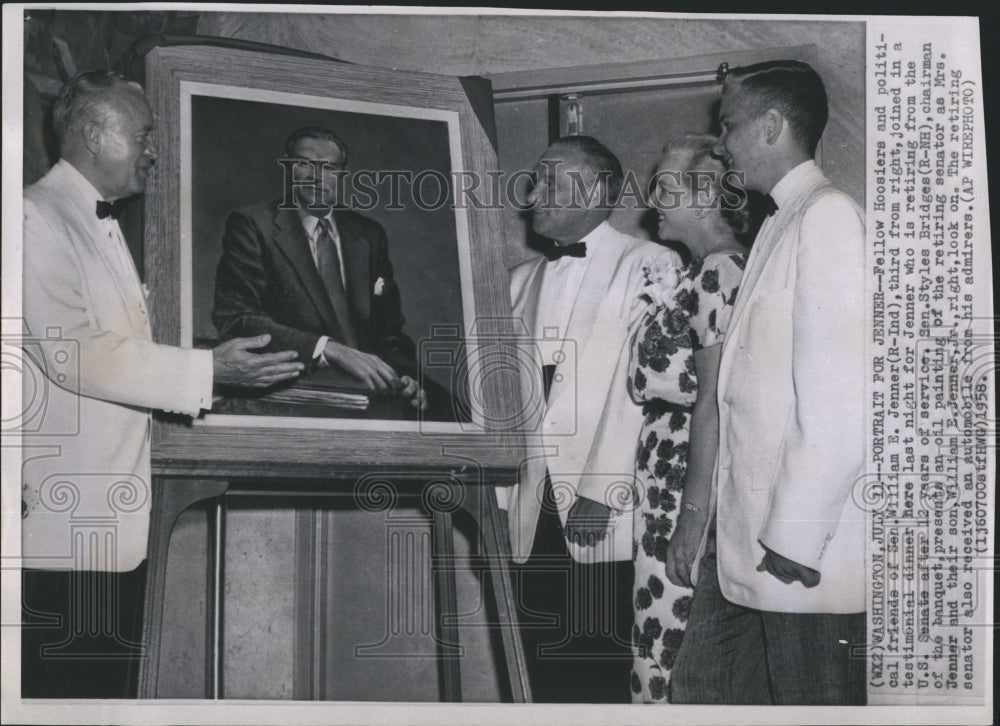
[314,335,330,366]
[165,347,214,416]
[195,348,215,411]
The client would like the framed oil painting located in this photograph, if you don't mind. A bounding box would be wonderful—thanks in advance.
[143,45,526,475]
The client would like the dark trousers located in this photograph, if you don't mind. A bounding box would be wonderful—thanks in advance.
[671,547,866,705]
[512,480,634,703]
[21,563,147,699]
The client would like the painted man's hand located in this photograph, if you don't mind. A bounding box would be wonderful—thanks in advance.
[323,340,399,391]
[757,545,821,587]
[399,375,428,410]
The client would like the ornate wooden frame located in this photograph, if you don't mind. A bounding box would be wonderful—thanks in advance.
[143,45,525,476]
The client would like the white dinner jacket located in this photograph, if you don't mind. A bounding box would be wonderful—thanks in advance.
[500,221,679,564]
[21,160,212,572]
[714,161,867,612]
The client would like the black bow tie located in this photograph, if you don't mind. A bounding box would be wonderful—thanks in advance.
[96,200,123,219]
[545,241,587,260]
[761,194,779,218]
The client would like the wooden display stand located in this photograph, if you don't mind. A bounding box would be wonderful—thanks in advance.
[138,468,530,702]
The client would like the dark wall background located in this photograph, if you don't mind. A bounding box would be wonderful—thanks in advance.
[204,13,869,269]
[191,95,463,391]
[23,9,202,184]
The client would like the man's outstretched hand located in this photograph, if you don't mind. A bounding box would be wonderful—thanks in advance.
[565,496,612,547]
[757,545,821,587]
[213,334,304,388]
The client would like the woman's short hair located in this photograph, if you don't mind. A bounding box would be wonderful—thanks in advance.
[658,133,760,244]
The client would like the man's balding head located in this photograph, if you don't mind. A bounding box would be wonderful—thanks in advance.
[53,69,157,200]
[527,135,623,244]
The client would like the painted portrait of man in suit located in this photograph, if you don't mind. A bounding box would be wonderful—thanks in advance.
[187,94,470,420]
[213,126,419,395]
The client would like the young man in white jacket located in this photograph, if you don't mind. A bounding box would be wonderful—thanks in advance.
[671,60,867,705]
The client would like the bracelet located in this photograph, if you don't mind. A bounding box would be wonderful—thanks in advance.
[682,501,704,513]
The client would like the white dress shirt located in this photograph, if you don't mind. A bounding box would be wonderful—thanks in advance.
[534,221,605,366]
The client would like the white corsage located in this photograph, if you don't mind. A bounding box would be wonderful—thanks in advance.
[373,277,386,296]
[141,283,150,299]
[638,257,681,309]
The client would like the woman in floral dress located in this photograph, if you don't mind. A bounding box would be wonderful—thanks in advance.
[628,134,756,703]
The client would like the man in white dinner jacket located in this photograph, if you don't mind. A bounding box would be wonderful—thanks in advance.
[671,60,867,705]
[499,135,680,701]
[20,69,302,697]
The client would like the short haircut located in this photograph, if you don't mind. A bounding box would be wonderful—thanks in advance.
[725,60,828,156]
[51,69,144,150]
[660,133,757,242]
[284,126,348,162]
[549,135,624,205]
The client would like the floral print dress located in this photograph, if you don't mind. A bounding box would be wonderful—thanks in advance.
[627,251,745,703]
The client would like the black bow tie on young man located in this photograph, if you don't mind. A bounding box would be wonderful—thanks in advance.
[95,200,123,219]
[544,241,587,261]
[760,194,779,218]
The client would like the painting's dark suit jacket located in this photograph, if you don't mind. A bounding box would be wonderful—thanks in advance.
[213,201,416,376]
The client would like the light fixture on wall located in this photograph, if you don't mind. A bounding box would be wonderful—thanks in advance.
[494,61,731,102]
[562,94,583,136]
[498,61,732,143]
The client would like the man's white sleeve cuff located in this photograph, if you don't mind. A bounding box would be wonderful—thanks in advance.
[314,335,330,366]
